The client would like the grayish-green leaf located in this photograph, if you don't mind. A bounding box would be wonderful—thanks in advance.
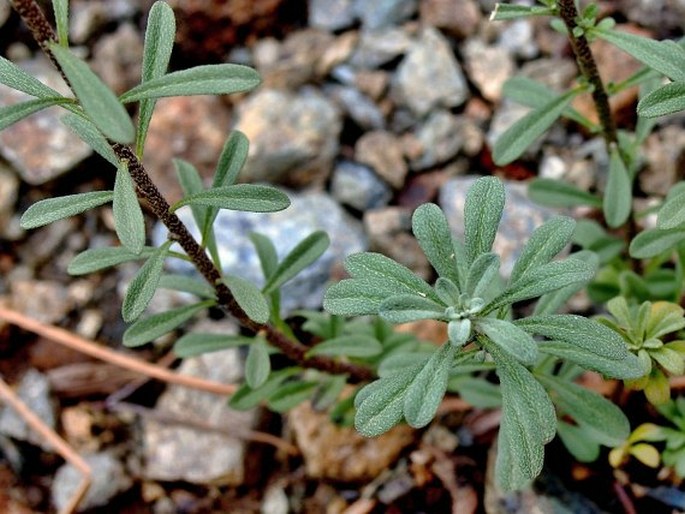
[464,177,505,263]
[451,377,502,409]
[201,131,250,238]
[658,188,685,230]
[62,113,119,165]
[52,0,69,46]
[174,159,207,230]
[540,375,630,446]
[306,335,383,358]
[556,421,601,463]
[489,3,554,20]
[323,278,395,316]
[123,301,212,347]
[603,147,632,228]
[113,163,145,254]
[466,253,500,298]
[493,90,577,165]
[435,277,461,306]
[173,333,253,357]
[487,259,595,311]
[120,64,261,102]
[137,0,176,155]
[510,215,576,284]
[629,228,685,258]
[245,339,271,388]
[20,191,113,229]
[412,203,461,286]
[50,43,135,143]
[594,28,685,82]
[250,233,279,280]
[158,274,215,298]
[68,246,157,275]
[448,319,472,347]
[533,251,599,315]
[354,366,419,437]
[379,294,445,324]
[121,241,171,322]
[0,98,68,131]
[482,338,556,491]
[538,340,644,379]
[404,344,455,428]
[637,81,685,118]
[312,375,347,411]
[263,231,329,294]
[477,317,538,365]
[224,273,270,324]
[0,56,62,99]
[229,368,301,410]
[345,252,438,301]
[171,184,290,213]
[528,178,602,208]
[268,381,318,412]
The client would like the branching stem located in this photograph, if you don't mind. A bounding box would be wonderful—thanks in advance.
[10,0,374,382]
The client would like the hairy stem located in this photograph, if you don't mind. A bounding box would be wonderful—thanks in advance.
[556,0,617,147]
[11,0,374,382]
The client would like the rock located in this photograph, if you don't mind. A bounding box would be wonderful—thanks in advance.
[0,163,19,237]
[394,27,469,116]
[69,0,138,44]
[354,0,418,29]
[519,58,578,92]
[52,452,132,512]
[330,160,392,211]
[349,27,413,69]
[326,84,385,130]
[639,125,685,196]
[154,190,367,314]
[308,0,356,31]
[0,57,92,185]
[397,169,452,210]
[253,29,335,89]
[261,484,290,514]
[486,100,532,150]
[419,0,482,38]
[10,280,73,325]
[355,130,408,189]
[0,369,57,450]
[141,349,256,484]
[439,176,557,277]
[355,69,390,100]
[142,96,232,202]
[288,401,415,481]
[235,88,341,187]
[621,0,685,32]
[409,110,464,170]
[317,31,359,76]
[90,23,143,95]
[364,207,432,279]
[463,39,515,102]
[0,0,10,28]
[497,19,538,59]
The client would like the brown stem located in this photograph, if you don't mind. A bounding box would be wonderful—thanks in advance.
[557,0,617,147]
[10,0,374,383]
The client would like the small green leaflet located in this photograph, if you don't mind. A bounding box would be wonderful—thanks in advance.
[477,317,538,365]
[123,300,213,347]
[603,148,632,228]
[223,274,270,324]
[306,334,383,358]
[263,231,329,294]
[229,368,301,410]
[0,56,62,99]
[170,184,290,213]
[379,294,445,324]
[120,64,261,102]
[556,421,601,463]
[0,98,69,131]
[158,274,215,298]
[593,28,685,82]
[629,228,685,259]
[49,43,135,143]
[510,216,576,284]
[465,253,500,299]
[62,113,119,165]
[323,278,397,316]
[533,251,599,315]
[435,277,461,306]
[493,89,578,165]
[250,233,279,280]
[174,159,208,230]
[68,246,157,275]
[464,177,505,263]
[637,82,685,118]
[245,339,271,388]
[538,340,643,379]
[52,0,69,46]
[137,0,176,155]
[20,191,113,229]
[412,203,461,287]
[173,333,253,357]
[528,178,602,208]
[121,241,172,322]
[404,343,455,428]
[267,381,318,413]
[658,188,685,230]
[113,163,146,254]
[489,3,554,20]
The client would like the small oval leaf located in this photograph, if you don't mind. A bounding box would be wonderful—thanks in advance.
[0,97,68,131]
[123,301,213,347]
[21,191,113,229]
[173,333,253,357]
[121,241,172,323]
[528,178,602,208]
[68,246,157,275]
[245,339,271,388]
[113,163,146,254]
[603,148,632,228]
[171,184,290,213]
[637,81,685,118]
[223,274,270,324]
[306,335,383,358]
[263,231,330,294]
